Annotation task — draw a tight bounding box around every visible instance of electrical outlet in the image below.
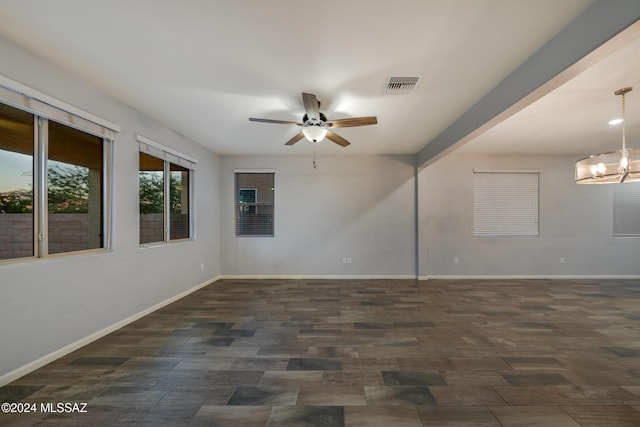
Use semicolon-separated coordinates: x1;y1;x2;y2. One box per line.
200;262;205;271
454;257;460;264
560;257;565;264
342;257;347;264
347;257;352;264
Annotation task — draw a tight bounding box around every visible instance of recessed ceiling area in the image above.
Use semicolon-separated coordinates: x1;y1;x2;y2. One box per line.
457;27;640;156
0;1;638;159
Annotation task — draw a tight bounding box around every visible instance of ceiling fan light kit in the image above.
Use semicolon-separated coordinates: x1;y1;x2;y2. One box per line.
575;87;640;184
302;125;327;143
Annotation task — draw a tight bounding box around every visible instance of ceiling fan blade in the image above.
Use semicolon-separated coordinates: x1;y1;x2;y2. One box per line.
249;117;301;125
326;116;377;128
302;92;320;122
285;132;305;146
325;131;351;147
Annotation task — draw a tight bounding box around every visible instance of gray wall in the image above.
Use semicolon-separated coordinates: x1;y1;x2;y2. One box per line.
419;153;640;278
0;35;221;379
220;155;416;277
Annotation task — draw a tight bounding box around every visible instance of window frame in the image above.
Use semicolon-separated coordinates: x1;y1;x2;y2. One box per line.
234;170;275;237
169;162;191;241
137;135;195;246
0;102;114;263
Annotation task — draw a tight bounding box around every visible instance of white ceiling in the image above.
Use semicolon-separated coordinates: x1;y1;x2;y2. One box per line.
457;31;640;156
0;0;638;159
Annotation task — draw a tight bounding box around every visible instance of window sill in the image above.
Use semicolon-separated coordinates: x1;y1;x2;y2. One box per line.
0;248;112;268
139;238;195;249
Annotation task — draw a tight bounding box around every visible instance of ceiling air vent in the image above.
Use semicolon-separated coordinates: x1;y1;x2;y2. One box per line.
384;76;421;94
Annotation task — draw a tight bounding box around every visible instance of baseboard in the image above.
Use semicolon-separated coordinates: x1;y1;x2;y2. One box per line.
0;275;221;387
418;275;640;280
218;274;418;280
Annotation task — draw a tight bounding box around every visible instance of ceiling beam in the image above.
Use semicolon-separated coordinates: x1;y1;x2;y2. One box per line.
416;0;640;167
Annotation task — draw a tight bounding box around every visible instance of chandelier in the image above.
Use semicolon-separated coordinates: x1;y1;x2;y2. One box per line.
575;87;640;184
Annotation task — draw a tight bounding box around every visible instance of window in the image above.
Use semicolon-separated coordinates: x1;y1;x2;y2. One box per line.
170;163;190;240
238;188;257;214
48;121;104;254
473;170;539;237
138;135;194;244
235;172;274;236
613;184;640;237
139;152;165;244
0;104;34;260
0;98;114;262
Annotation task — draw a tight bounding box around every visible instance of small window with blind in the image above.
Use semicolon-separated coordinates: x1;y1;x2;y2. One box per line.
235;171;274;237
613;184;640;237
473;170;540;237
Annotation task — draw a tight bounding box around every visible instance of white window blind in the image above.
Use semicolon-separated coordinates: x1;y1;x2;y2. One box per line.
613;184;640;237
474;171;539;237
235;172;275;237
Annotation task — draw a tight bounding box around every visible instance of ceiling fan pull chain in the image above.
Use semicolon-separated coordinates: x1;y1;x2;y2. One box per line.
621;89;626;151
313;142;317;169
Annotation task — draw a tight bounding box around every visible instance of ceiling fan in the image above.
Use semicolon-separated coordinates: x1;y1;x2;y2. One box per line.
249;92;377;147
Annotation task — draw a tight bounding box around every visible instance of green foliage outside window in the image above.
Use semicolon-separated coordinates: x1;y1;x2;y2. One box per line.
47;165;90;213
0;190;32;213
139;171;185;214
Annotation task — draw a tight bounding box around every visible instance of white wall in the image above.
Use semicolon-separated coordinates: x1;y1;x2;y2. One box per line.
419;153;640;278
220;155;416;277
0;36;221;381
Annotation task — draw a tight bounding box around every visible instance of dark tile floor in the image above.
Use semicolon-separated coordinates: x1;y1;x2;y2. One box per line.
2;278;640;426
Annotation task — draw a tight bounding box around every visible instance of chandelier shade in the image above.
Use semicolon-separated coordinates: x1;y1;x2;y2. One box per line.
576;87;640;184
575;148;640;183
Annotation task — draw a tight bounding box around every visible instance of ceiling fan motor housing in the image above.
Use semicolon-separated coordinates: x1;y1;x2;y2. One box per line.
302;112;328;126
